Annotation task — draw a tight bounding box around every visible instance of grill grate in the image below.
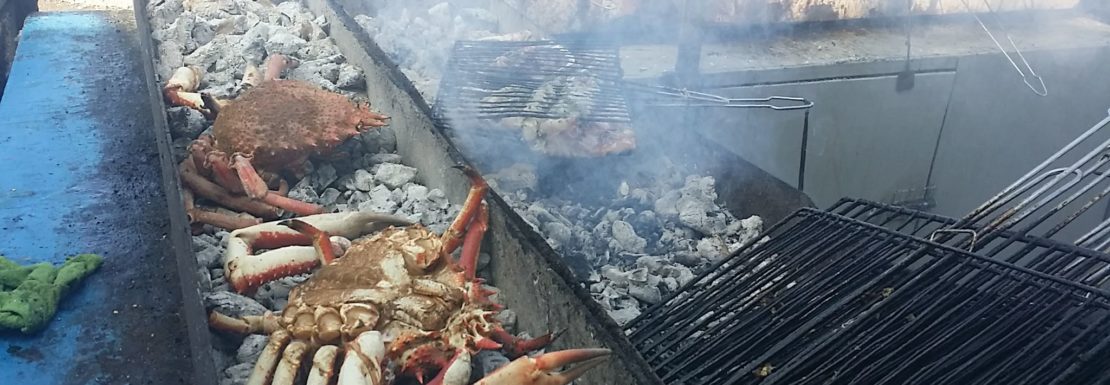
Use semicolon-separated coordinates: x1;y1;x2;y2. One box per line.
625;208;1110;385
939;112;1110;254
433;39;632;123
829;198;1110;288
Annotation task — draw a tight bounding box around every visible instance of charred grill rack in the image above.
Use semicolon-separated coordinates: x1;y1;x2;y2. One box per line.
433;39;632;124
625;111;1110;385
624;207;1110;385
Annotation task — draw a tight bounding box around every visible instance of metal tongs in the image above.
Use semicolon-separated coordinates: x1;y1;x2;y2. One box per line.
961;0;1048;96
626;82;814;111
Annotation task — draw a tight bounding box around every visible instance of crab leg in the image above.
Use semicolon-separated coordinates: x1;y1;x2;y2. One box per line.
307;345;340;385
428;350;472;385
208;311;282;335
459;202;489;280
338;331;386;385
473;348;612;385
179;160;282;219
247;330;292;385
228;153;327;216
490;327;563;359
442;165;489;257
163;66;209;115
272;341;310;385
226;212;414;293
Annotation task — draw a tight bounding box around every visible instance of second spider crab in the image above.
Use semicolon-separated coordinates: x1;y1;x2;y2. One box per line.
207;166;611;385
164;54;390;231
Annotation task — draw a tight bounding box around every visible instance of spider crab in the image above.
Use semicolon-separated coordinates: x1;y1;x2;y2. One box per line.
164;54;390;231
208;166;611;385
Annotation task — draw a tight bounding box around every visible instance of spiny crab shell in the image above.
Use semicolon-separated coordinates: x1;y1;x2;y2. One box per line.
165;54;389;231
207;166;611;385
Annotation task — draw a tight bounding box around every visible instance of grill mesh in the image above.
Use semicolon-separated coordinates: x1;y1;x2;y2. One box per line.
433;39;632;123
626;208;1110;385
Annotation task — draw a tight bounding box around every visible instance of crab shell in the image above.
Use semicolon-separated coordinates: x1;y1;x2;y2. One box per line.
211;80;387;174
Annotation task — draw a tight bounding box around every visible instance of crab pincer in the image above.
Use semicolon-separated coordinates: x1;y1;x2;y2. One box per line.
472;348;613;385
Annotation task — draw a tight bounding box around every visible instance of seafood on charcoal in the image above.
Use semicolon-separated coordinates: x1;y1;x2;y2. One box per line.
165;54;390;230
475;49;636;158
207;166;612;385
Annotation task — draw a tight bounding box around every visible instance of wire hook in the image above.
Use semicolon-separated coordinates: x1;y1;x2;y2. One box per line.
962;0;1048;96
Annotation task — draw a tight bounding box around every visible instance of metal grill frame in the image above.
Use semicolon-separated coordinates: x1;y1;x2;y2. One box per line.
625;207;1110;385
433;38;633;124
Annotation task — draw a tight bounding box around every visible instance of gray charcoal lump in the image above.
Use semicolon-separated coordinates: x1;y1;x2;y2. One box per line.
490;163;766;326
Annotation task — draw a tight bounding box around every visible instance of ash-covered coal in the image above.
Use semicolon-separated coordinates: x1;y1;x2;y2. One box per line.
348;1;771;327
489;162;766;325
147;0;525;382
353;1;533;103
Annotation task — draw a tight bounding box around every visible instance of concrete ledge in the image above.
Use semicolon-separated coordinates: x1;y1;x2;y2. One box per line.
0;0;37;101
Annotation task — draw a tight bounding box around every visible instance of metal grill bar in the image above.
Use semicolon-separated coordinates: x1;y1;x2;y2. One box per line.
828;198;1110;288
942;111;1110;251
435;39;633;123
626;208;1110;385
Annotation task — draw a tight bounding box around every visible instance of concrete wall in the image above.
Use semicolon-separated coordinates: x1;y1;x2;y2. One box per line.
697;44;1110;239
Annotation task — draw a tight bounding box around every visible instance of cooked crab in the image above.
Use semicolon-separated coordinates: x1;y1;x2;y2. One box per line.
164;54;390;230
207;166;611;385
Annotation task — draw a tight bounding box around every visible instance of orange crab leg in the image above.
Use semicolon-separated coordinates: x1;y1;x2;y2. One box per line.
442;165;489;257
208;150;245;194
279;219;338;264
474;348;612;385
458;202;489;280
490;327;564;359
230;153;271;199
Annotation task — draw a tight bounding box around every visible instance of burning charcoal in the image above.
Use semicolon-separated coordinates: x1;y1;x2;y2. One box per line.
223;362;254;385
369;153;402;164
488;163;538;193
351;169;375;191
476;252;491;272
476;350;511;379
696;238;727;261
372;163;417;189
359;185;397;213
288;184;319;205
236;334;268;364
661;265;697;287
336;64;364;89
653;190;681;219
608;306;641;326
628;282;662;304
195;243;222;269
610;220;647;254
204;291;268;317
290;61;340;85
197;267;213;290
193;20;217;47
495;309;517;334
663;277;679;292
211;268;224;280
254;275;306;310
542;222;573;249
319;188;341;207
167;107;208;139
403;183;429;202
264;31;307;56
305;164;339;191
359;126;397;154
427;188;449;210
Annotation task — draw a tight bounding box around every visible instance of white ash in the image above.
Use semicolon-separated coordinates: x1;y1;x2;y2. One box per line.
353;2;533;103
489;163;765;326
149;0;525;380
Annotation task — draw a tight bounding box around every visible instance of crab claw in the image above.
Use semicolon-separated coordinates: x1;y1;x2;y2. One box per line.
474;348;611;385
164;66;206;112
225;211;415;293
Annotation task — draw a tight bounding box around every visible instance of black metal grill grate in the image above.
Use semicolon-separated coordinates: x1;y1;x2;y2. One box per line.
625;208;1110;385
828;198;1110;288
433;39;632;123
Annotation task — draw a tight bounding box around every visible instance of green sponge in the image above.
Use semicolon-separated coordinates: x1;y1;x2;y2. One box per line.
0;254;103;333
